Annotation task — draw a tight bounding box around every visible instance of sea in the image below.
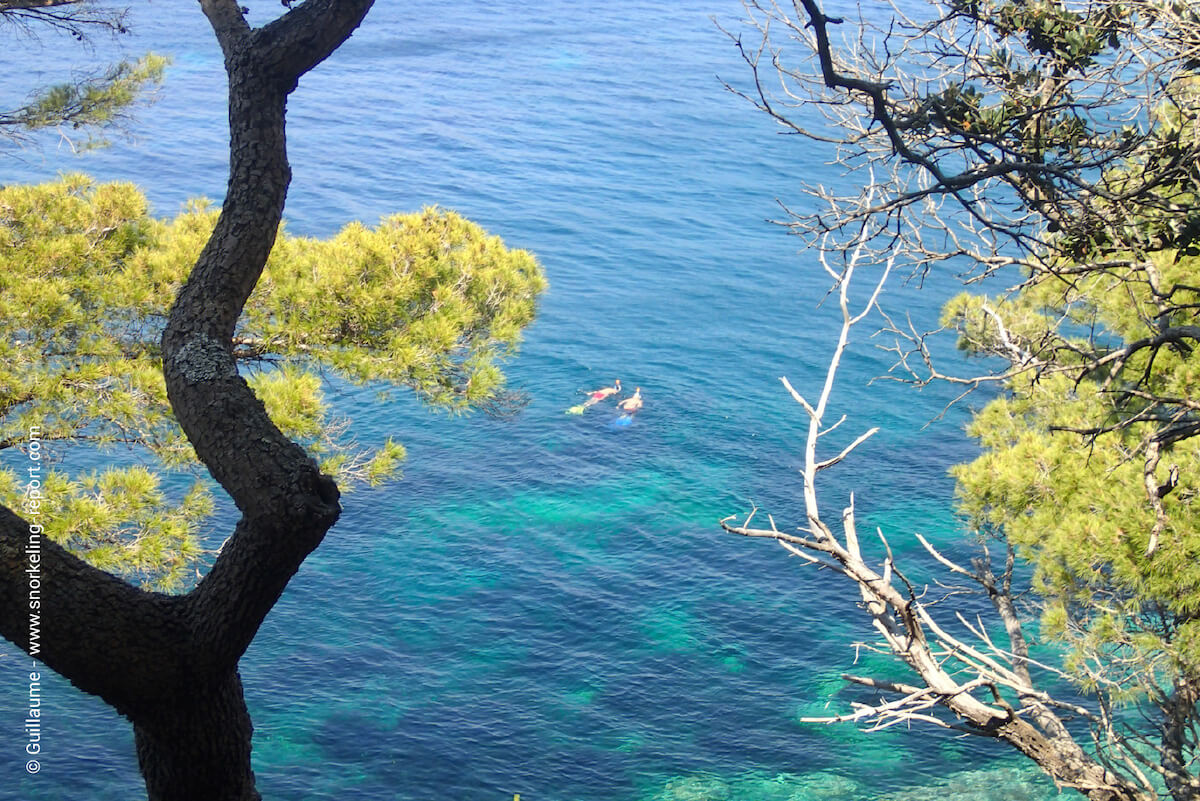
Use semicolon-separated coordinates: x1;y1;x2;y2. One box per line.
1;2;1061;799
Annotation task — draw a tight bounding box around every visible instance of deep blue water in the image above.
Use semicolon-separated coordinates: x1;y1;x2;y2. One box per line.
2;2;1058;799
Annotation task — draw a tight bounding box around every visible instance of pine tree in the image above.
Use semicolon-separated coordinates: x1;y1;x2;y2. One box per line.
0;3;545;799
724;1;1200;797
1;2;165;148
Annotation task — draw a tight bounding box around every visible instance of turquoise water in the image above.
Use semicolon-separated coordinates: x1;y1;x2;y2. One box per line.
2;2;1060;799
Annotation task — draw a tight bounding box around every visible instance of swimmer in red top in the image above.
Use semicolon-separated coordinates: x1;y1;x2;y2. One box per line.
583;379;621;408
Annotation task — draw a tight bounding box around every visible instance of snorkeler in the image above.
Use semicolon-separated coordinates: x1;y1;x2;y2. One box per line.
567;379;622;414
617;386;643;414
583;379;621;408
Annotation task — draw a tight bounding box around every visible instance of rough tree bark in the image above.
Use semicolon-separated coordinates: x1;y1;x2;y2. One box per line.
0;1;374;799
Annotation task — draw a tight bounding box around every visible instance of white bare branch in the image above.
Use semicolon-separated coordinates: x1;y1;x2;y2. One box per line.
720;1;1200;797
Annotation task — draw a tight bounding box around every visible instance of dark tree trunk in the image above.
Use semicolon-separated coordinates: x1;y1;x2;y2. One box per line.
134;672;259;801
0;2;375;799
1161;678;1200;801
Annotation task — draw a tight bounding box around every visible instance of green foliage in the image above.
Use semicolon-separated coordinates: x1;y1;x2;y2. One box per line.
0;465;210;591
739;0;1200;784
3;54;168;149
1100;77;1200;258
0;176;545;589
954;377;1200;685
949;243;1200;689
249;208;545;408
934;30;1200;693
890;1;1200;264
906;1;1132;144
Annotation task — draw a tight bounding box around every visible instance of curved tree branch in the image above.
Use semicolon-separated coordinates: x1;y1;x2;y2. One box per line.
3;2;376;798
0;505;192;716
166;0;374;670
